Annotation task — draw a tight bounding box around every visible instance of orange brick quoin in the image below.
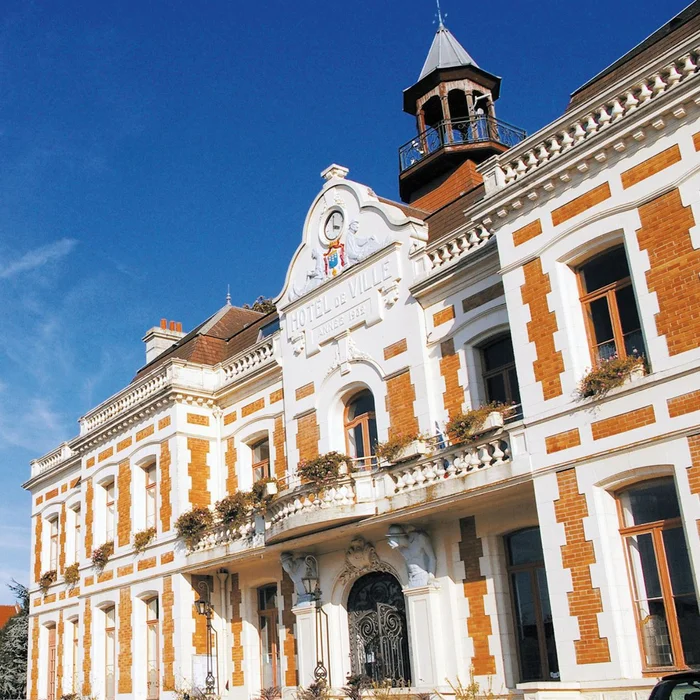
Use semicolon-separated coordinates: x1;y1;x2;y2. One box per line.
385;369;419;440
33;516;42;583
116;436;132;452
462;282;504;313
591;405;656;440
118;587;133;694
668;389;700;418
281;571;299;687
230;573;244;686
242;397;265;417
270;388;284;404
458;516;496;676
137;556;156;571
383;338;408;360
433;305;455;327
521;258;565;400
160;440;172;532
545;428;582;454
637;188;700;356
98;446;114;463
551;182;611;226
273;415;287;479
295;382;315;400
554;469;611;664
86;456;95;468
162;576;175;691
440;339;465;420
513;219;543;247
158;415;171;430
117;564;134;577
296;411;320;462
224;410;237;425
187;412;210;426
687;434;700;496
82;598;92;696
160;551;175;565
225;437;238;494
117;460;131;548
30;616;39;700
188;437;211;507
621;144;681;189
45;487;59;501
694;130;700;151
85;478;93;559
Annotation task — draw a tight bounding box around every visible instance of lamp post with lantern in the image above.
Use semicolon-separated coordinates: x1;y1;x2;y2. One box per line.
301;555;329;683
195;580;217;698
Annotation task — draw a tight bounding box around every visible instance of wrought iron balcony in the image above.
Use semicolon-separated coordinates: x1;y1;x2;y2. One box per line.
399;115;526;173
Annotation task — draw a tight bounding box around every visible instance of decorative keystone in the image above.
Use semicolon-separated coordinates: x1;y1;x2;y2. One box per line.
321;163;349;181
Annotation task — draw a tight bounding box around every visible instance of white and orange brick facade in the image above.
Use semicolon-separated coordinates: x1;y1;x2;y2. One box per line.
24;8;700;700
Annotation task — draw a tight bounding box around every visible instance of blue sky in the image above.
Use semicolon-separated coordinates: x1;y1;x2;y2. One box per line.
0;0;689;602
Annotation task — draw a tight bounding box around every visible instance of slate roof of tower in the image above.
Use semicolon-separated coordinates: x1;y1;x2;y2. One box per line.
418;24;478;81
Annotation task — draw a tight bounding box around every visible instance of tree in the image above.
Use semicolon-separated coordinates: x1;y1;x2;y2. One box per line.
0;581;28;699
243;296;276;314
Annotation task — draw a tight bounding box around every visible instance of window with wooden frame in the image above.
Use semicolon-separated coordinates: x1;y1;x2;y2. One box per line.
73;507;81;564
144;464;157;530
577;245;645;365
48;517;59;571
505;528;559;682
104;606;116;700
105;481;115;542
618;478;700;670
258;584;280;688
344;390;378;469
480;334;521;411
146;597;160;699
72;619;79;693
47;624;57;700
251;438;271;482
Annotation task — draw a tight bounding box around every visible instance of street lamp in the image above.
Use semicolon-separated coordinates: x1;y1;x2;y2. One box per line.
300;555;328;683
195;580;216;698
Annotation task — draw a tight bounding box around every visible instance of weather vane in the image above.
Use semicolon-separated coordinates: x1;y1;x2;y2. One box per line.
226;284;231;306
435;0;446;27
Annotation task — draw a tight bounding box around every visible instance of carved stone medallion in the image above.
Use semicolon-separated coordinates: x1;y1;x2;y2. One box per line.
339;536;393;584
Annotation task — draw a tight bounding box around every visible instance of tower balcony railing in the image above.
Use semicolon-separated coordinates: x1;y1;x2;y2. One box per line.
399;115;527;173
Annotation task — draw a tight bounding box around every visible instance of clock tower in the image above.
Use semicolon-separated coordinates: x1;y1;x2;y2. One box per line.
398;19;525;209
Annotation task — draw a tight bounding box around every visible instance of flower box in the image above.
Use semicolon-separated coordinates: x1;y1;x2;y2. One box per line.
478;410;504;433
393;440;430;463
265;481;278;496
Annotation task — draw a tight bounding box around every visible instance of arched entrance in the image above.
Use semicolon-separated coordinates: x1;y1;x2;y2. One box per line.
347;572;411;684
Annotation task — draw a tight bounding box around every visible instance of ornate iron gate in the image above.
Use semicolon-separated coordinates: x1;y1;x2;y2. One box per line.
348;572;411;684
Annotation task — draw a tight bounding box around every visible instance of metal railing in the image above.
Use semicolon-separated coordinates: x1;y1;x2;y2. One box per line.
399;115;526;172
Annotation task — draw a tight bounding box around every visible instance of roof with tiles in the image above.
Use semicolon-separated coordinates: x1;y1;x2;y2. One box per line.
132;304;274;380
0;604;18;629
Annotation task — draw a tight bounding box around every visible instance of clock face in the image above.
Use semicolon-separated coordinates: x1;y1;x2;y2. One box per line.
324;210;344;240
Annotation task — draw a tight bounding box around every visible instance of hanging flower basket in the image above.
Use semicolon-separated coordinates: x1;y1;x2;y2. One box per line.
63;563;80;587
175;507;214;548
39;569;57;594
91;541;114;571
133;526;156;554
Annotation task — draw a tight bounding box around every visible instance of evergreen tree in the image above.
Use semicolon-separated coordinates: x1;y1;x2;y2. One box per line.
0;581;28;699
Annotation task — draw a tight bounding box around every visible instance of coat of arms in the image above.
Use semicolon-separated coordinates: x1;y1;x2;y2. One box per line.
324;240;345;277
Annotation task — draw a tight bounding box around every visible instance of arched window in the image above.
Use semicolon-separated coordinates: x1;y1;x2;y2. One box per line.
347;572;411;684
577;245;645;364
47;624;57;700
618;478;700;669
480;334;521;410
251;437;270;481
344;391;378;468
505;528;559;682
258;584;280;687
104;606;116;700
145;597;160;699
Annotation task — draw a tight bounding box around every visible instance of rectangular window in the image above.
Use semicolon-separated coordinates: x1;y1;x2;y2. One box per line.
73;507;81;564
146;597;159;699
105;606;116;700
619;479;700;670
577;246;645;365
47;625;57;700
72;619;79;693
145;465;157;530
481;334;521;415
105;482;115;542
252;439;271;482
258;584;280;687
49;518;59;571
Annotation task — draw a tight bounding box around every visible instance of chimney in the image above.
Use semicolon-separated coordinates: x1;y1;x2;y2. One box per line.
142;319;186;363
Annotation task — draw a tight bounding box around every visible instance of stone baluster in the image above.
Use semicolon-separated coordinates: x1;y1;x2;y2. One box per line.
468;229;480;246
572;122;586;143
666;63;682;88
598;106;612;129
515;158;527;176
652;73;666;95
536;144;549;163
468;447;481;471
548;136;561;159
478;444;492;469
490;440;505;467
478;225;491;241
560;129;574;151
584;114;598;136
457;234;469;252
525;150;538;170
638;81;653;103
503;163;516;183
682;53;697;77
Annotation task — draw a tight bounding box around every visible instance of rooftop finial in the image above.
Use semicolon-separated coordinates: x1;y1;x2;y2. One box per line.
436;0;445;27
226;284;231;306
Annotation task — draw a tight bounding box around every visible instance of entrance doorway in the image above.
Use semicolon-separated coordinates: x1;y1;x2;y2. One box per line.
347;572;411;685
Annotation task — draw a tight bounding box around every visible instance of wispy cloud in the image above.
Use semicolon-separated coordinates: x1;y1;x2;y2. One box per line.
0;238;77;279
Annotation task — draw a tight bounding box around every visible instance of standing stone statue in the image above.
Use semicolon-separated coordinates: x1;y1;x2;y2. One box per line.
386;524;437;587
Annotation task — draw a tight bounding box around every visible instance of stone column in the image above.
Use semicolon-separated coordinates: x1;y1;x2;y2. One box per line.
292;604;316;687
403;585;444;688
